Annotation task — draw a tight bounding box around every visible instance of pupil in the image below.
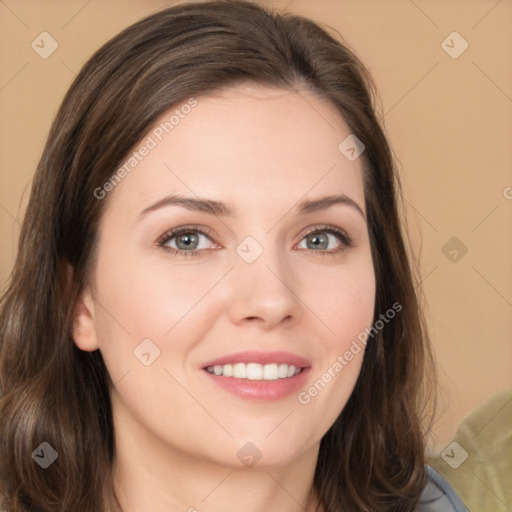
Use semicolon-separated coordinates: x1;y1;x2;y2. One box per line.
178;233;197;250
309;233;327;250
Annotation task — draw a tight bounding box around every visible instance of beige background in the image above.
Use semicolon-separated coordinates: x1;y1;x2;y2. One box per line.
0;0;511;455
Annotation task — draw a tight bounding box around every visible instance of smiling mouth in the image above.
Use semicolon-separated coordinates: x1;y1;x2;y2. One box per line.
205;362;303;380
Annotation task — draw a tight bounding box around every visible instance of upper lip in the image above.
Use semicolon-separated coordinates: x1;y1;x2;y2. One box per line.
202;350;311;369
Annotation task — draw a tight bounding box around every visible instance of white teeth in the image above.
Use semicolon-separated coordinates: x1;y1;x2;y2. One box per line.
206;362;302;380
233;363;246;378
246;363;262;380
263;363;279;380
278;363;289;379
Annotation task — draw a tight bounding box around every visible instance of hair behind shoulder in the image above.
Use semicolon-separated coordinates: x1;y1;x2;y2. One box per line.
0;1;437;510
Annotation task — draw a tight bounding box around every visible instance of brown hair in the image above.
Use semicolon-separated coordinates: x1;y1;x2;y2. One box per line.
0;1;436;510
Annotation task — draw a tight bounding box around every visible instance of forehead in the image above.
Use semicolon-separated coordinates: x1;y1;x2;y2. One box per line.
102;82;365;217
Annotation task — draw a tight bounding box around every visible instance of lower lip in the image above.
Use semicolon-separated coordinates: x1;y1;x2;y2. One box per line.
202;367;311;402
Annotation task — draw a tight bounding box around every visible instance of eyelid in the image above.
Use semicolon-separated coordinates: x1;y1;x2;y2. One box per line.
299;224;353;245
156;224;217;246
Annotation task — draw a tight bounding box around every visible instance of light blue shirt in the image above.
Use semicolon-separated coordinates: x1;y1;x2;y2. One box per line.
416;465;469;511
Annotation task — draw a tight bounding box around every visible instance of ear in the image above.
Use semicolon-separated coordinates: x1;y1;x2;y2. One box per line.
72;287;99;352
66;263;99;352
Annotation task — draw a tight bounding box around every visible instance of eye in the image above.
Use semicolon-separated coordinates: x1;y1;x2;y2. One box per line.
296;225;354;255
157;224;354;257
157;225;217;256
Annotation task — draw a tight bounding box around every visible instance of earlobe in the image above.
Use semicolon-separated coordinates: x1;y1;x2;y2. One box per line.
72;287;99;352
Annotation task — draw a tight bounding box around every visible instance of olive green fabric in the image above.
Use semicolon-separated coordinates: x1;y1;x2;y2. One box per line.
428;389;512;512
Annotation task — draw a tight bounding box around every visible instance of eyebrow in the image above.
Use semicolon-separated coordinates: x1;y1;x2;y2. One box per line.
138;193;366;220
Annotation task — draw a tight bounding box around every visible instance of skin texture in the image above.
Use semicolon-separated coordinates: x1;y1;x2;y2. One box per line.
72;83;376;512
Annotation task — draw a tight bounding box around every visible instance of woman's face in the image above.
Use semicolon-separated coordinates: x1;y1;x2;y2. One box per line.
74;83;375;469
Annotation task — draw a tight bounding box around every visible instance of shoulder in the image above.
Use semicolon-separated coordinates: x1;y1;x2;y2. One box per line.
415;465;469;512
427;390;512;511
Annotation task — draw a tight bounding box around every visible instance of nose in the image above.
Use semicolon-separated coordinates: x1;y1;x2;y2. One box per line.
226;243;302;330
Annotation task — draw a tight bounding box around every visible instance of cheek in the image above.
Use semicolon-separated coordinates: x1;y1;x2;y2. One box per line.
308;258;376;347
94;254;215;338
295;261;375;431
91;250;234;390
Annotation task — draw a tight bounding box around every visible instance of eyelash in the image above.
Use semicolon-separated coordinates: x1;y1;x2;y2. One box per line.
156;224;354;258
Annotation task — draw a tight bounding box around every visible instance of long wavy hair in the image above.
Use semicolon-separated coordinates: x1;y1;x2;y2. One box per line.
0;1;437;510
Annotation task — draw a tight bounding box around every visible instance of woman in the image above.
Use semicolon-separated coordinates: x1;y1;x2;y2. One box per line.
0;1;468;511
